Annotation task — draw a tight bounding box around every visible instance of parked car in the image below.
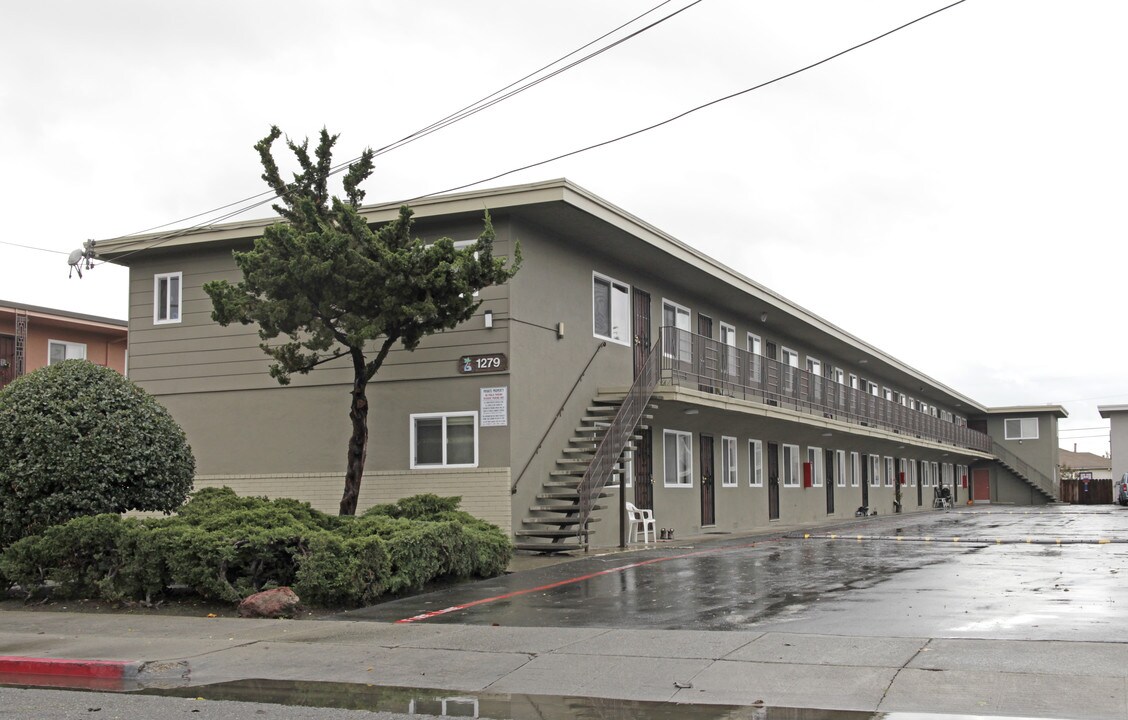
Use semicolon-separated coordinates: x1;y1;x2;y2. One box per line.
1119;474;1128;506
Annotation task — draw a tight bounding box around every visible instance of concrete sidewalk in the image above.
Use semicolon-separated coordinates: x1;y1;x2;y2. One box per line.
2;609;1126;718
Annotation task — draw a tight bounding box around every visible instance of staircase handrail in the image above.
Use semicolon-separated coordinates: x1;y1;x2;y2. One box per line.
991;440;1057;500
576;339;661;540
511;341;607;495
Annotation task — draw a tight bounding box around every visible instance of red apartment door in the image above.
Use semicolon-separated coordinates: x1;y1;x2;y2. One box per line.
972;468;991;502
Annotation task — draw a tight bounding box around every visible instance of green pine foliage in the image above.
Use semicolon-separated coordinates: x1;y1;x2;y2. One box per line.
0;488;512;608
0;361;195;548
203;127;521;516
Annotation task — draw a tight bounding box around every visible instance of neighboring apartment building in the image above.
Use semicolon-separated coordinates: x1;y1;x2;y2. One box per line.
95;179;1063;552
1098;405;1128;483
0;300;127;389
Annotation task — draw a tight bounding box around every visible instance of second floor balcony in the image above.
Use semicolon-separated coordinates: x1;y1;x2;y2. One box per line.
657;326;991;453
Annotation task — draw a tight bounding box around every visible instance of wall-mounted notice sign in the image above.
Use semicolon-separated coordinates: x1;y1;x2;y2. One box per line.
480;387;508;427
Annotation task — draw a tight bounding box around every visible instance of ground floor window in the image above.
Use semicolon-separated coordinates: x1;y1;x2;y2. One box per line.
749;439;763;487
851;452;861;487
808;446;824;487
663;429;693;487
782;444;800;487
836;450;847;487
410;412;478;468
870;455;882;487
721;436;738;487
48;340;86;364
884;456;895;487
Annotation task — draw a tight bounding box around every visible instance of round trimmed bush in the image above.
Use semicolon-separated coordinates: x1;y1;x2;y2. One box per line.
0;360;195;547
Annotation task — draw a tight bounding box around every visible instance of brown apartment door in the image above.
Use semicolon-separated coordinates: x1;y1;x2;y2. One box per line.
825;448;835;515
632;287;651;379
697;314;713;392
767;441;780;520
972;467;991;502
633;428;654;511
700;434;716;526
916;460;924;507
0;335;13;388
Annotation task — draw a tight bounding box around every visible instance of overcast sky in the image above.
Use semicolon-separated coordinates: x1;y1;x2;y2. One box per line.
1;0;1123;454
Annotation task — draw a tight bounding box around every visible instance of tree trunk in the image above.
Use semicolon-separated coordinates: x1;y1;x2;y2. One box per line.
339;365;369;516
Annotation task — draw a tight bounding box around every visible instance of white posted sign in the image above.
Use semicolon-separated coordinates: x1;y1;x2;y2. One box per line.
480;387;508;427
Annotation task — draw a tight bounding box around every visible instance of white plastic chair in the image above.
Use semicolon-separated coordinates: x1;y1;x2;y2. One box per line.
624;501;656;544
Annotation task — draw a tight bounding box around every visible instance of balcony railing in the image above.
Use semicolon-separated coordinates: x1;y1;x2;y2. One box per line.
657;327;991;453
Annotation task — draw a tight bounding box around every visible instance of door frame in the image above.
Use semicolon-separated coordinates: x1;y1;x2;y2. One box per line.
700;434;716;526
767;441;780;520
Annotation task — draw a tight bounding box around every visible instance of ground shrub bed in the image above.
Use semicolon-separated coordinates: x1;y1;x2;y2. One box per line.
0;488;512;609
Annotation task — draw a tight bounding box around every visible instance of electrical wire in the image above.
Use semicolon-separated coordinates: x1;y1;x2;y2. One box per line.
0;240;68;255
409;0;969;201
90;0;701;264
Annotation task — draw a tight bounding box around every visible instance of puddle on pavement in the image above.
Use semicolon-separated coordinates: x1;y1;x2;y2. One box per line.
134;679;1060;720
138;678;871;719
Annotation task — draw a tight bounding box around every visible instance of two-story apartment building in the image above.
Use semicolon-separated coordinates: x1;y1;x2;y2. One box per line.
95;179;1062;552
0;300;127;389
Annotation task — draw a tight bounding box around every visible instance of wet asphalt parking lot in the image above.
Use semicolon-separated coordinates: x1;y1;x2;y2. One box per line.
341;505;1128;642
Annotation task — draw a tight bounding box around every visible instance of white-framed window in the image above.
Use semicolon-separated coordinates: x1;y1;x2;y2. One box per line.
807;357;822;403
807;446;824;487
870;455;882;487
662;300;692;361
781;347;799;393
833;367;845;385
721;436;738;487
869;382;880;397
922;461;932;488
749;439;764;487
848;374;858;390
781;444;800;487
154;271;183;324
942;462;954;487
909;459;917;487
885;456;895;487
663;429;693;487
48;340;86;365
747;332;762;383
883;387;894;402
410;411;478;468
1004;417;1039;440
850;451;861;487
592;272;631;345
720;323;737;377
835;450;846;487
931;461;940;486
452;239;482;297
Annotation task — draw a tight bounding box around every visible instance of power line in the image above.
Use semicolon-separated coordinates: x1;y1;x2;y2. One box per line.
410;0;970;201
91;0;702;264
0;240;68;256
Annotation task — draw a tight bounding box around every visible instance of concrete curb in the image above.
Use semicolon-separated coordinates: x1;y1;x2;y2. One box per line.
0;655;191;690
0;655;142;679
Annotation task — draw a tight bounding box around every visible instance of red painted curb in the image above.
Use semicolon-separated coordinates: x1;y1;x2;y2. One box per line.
0;656;138;679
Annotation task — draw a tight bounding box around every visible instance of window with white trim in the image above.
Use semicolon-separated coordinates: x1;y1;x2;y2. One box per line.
749;439;763;487
885;456;895;487
1004;417;1039;440
663;429;693;487
836;449;847;487
747;332;762;383
808;446;824;487
452;239;481;297
848;374;858;390
921;461;932;487
942;462;954;487
870;455;882;487
909;459;917;487
720;323;737;377
410;412;478;468
781;347;798;392
781;444;800;487
154;272;182;324
850;451;861;487
48;340;86;365
662;300;691;362
807;358;822;403
721;436;738;487
592;273;630;345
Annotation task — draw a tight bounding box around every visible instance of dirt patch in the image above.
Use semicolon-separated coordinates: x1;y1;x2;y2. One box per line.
0;589;340;620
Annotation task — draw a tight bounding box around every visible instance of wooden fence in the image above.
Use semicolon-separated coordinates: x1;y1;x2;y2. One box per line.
1060;478;1112;504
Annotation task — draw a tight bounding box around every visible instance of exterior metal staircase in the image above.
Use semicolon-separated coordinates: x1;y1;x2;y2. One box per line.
991;440;1058;502
514;340;661;554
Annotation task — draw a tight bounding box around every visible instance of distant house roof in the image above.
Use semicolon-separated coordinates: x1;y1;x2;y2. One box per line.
1058;448;1111;471
0;299;127;329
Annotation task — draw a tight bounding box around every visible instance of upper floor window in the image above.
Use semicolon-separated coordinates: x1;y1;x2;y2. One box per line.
1004;417;1039;440
662;300;691;361
48;340;86;364
154;272;182;324
592;273;630;345
410;411;478;468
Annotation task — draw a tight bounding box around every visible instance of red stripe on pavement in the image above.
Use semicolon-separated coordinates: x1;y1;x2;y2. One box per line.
0;656;134;679
396;539;777;623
